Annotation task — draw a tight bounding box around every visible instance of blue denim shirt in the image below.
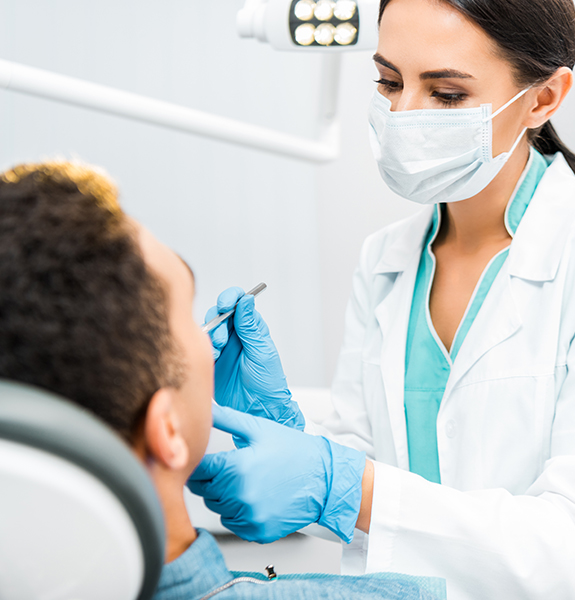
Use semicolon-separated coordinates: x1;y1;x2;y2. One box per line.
154;528;446;600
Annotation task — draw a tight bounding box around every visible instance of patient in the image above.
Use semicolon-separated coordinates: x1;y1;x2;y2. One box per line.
0;161;444;599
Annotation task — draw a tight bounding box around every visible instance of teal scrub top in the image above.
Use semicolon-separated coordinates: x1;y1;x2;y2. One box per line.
404;150;549;484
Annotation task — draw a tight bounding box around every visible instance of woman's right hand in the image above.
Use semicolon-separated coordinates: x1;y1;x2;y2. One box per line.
204;287;305;430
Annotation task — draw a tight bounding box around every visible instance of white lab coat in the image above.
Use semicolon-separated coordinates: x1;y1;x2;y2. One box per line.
312;153;575;599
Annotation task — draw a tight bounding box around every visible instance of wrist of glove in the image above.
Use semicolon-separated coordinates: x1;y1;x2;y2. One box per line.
317;436;367;543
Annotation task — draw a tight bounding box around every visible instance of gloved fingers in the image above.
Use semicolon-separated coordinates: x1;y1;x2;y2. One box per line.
204;305;219;325
214;329;242;373
204;497;242;521
211;403;261;443
232;434;249;449
233;296;274;358
235;295;270;334
210;322;230;353
219;518;255;542
187;478;209;497
204;306;230;350
217;286;245;313
220;517;280;544
189;479;244;520
188;478;225;503
188;451;228;483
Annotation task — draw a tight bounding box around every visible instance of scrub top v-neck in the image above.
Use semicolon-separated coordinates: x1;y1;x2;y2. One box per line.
404;149;549;484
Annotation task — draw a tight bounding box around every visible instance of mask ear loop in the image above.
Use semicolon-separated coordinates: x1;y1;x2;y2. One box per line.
506;126;529;157
483;87;531;159
483;87;531;123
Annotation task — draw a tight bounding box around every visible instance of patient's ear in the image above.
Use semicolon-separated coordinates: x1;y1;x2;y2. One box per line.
145;388;189;470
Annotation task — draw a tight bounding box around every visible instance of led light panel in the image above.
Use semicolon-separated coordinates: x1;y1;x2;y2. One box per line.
290;0;359;47
294;0;316;21
295;23;316;45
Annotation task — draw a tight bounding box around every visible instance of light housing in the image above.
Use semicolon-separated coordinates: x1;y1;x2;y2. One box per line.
237;0;379;52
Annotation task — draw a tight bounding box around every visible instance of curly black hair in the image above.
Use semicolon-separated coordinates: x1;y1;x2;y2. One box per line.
0;162;182;442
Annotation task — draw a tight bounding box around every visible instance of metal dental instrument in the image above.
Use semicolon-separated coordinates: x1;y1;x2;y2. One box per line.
201;283;267;334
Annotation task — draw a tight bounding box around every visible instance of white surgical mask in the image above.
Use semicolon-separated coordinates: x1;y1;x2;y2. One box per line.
368;88;530;205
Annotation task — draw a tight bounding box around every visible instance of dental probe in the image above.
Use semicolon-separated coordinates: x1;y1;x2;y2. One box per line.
201;283;267;334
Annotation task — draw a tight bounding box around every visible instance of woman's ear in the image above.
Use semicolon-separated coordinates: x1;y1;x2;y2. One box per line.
144;388;189;470
524;66;573;129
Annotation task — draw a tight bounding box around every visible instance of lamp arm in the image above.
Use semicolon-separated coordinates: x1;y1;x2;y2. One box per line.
0;58;339;163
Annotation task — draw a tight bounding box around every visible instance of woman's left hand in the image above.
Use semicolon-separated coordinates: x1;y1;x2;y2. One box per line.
188;404;366;543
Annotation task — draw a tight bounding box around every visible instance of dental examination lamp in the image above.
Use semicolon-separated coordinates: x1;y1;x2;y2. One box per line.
237;0;379;51
0;2;380;165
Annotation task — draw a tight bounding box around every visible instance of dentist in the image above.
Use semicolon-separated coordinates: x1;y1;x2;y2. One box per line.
190;0;575;598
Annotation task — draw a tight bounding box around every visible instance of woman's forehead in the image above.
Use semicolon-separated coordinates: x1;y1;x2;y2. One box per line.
377;0;503;74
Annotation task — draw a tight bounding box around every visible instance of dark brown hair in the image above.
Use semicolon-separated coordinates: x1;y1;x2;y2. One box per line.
378;0;575;172
0;162;182;442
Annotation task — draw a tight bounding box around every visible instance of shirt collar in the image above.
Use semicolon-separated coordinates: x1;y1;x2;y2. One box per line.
504;148;548;237
154;528;234;599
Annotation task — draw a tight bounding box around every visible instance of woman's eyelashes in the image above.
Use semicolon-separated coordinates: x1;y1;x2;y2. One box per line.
375;77;469;107
375;77;402;92
430;90;468;106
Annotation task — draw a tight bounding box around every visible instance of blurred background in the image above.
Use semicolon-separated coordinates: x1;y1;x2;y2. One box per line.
2;0;575;575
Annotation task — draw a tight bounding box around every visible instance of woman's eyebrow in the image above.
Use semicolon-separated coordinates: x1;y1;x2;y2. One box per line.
372;53;401;74
372;54;474;81
420;69;475;80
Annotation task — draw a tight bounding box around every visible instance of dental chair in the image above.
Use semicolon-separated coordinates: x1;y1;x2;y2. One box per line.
0;380;165;600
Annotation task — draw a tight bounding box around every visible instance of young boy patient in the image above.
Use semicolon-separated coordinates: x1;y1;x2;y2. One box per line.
0;161;444;600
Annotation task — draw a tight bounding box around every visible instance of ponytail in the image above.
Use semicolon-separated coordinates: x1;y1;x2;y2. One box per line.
530;121;575;174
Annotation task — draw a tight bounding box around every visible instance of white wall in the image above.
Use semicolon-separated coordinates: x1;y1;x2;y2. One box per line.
1;1;574;388
0;0;327;385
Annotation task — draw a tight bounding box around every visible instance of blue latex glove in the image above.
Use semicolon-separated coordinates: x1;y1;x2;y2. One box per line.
188;404;366;544
205;287;305;430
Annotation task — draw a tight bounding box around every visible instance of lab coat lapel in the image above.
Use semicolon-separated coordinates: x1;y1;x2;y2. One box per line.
445;274;521;397
373;207;434;470
446;153;575;394
507;153;575;282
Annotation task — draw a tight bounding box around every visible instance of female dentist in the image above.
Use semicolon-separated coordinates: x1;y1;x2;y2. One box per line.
189;0;575;597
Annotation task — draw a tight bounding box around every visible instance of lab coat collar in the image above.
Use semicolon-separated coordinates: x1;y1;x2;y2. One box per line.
508;153;575;282
372;206;435;275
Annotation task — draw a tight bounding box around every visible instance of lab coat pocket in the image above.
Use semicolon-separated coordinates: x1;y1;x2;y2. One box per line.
445;373;554;493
